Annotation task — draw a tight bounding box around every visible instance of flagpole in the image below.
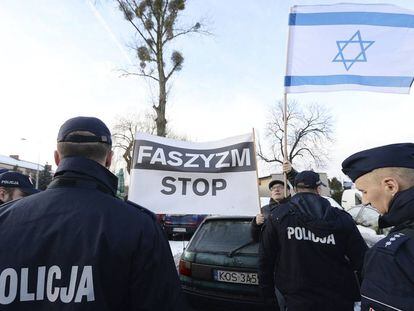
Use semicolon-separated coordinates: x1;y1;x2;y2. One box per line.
283;7;293;198
283;92;288;198
252;128;262;212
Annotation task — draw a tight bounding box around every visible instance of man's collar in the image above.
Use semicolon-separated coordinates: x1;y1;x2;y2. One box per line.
54;156;118;196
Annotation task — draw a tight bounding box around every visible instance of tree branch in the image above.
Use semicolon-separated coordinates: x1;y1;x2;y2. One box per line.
165;61;181;81
117;0;157;55
118;69;159;82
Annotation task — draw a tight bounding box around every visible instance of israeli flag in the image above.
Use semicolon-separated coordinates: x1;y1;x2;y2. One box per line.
285;4;414;93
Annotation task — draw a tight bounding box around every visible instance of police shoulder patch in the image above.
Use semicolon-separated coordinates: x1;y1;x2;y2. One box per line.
377;232;410;255
125;200;156;221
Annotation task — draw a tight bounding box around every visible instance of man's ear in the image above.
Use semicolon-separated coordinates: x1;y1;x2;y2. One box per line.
382;177;400;197
316;185;322;195
105;150;114;168
54;150;61;166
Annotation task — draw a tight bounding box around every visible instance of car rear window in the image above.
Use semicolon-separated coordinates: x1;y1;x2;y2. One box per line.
187;219;258;254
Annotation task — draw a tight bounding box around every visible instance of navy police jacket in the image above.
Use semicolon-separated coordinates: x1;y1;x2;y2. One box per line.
250;197;290;242
0;156;186;310
361;187;414;311
259;193;368;309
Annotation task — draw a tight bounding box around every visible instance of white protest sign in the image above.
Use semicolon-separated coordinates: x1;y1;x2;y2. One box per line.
128;133;260;216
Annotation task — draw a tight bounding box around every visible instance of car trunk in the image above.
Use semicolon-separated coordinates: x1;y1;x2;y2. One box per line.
180;218;264;300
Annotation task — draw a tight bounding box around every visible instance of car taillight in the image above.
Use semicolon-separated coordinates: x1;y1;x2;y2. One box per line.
179;259;192;277
156;214;165;223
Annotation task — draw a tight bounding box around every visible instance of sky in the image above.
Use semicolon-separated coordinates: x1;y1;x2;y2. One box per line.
0;0;413;182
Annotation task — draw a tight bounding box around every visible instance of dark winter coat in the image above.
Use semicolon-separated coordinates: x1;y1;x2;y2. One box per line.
361;187;414;311
250;168;298;242
259;193;368;311
250;197;290;242
0;156;186;310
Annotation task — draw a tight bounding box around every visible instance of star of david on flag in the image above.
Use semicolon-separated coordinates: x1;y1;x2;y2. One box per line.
285;4;414;94
332;31;375;71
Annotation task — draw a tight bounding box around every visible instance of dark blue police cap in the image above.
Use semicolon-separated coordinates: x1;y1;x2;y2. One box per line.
342;143;414;182
57;116;112;145
0;169;8;174
294;171;326;188
0;171;40;195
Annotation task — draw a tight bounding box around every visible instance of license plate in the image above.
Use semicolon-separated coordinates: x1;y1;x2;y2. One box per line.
214;270;258;285
173;227;186;232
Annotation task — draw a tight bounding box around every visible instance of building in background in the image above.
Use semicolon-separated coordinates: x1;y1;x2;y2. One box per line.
0;154;44;187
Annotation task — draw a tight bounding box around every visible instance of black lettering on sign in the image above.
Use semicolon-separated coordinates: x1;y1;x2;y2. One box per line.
192;179;209;196
212;179;226;196
160;177;227;196
161;177;176;195
178;178;191;195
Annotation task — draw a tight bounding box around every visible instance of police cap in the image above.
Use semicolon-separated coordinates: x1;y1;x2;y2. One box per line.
0;171;40;195
57;116;112;145
342;143;414;182
294;171;326;188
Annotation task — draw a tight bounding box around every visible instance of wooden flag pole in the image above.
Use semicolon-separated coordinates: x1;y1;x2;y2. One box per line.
283;92;288;198
283;7;293;198
252;128;262;213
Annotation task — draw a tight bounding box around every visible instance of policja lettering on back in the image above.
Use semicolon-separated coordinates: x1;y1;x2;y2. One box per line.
287;227;336;245
259;170;368;310
0;265;94;304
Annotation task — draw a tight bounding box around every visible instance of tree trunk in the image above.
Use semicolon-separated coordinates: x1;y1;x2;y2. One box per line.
156;76;167;137
123;142;133;174
155;21;167;137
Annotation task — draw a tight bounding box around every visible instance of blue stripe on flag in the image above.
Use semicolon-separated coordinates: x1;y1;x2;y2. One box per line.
285;75;414;87
289;12;414;28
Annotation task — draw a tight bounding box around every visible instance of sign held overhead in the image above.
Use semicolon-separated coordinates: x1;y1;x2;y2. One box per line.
129;133;260;216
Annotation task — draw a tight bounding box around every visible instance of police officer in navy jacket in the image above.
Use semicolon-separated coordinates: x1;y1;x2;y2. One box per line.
0;116;186;310
259;170;367;311
0;171;39;204
342;143;414;311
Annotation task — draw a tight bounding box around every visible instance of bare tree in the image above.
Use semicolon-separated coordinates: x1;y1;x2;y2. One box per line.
257;101;334;168
112;112;156;174
112;112;188;173
115;0;207;137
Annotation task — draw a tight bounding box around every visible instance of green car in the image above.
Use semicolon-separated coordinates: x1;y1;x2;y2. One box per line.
179;216;275;311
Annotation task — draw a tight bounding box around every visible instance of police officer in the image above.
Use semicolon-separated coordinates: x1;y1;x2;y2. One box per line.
0;171;39;204
0;116;186;310
342;143;414;311
259;170;368;311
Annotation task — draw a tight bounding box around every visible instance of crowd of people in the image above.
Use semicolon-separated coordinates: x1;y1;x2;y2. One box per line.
0;116;413;311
